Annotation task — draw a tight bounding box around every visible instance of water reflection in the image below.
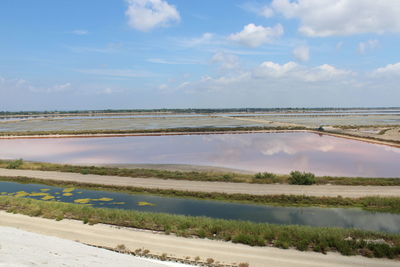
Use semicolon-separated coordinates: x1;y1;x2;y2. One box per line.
1;181;400;233
0;132;399;177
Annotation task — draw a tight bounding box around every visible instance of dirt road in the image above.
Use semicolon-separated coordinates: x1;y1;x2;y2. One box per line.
1;168;400;197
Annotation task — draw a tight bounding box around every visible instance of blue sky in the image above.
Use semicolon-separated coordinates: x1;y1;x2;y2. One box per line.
1;0;400;111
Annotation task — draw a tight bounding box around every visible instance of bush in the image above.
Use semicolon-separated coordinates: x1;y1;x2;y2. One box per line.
288;171;316;185
6;159;24;169
254;172;279;182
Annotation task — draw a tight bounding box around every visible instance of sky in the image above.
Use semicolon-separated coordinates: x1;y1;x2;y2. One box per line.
1;0;400;111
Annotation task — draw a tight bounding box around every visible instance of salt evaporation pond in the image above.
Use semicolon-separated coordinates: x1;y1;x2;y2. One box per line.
0;132;399;177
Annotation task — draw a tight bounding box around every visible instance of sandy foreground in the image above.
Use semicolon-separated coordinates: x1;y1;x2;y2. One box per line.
1;168;400;197
0;225;188;267
0;211;398;267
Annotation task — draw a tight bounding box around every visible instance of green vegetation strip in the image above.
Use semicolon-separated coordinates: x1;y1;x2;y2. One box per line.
0;126;307;137
1;196;399;259
2;176;400;213
1;159;400;186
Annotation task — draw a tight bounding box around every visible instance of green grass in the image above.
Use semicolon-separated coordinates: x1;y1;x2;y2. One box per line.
2;176;400;213
1;196;399;259
1;159;399;186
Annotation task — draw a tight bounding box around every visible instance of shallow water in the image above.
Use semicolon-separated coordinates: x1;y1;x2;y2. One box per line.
1;181;399;233
1;132;399;177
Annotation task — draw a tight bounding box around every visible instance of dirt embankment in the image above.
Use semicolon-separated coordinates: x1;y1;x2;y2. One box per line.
1;212;398;267
1;168;400;197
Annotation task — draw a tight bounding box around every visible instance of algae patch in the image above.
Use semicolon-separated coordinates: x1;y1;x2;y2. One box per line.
137;201;155;206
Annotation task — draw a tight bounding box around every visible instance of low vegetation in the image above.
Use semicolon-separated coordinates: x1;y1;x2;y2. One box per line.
5;159;23;169
288;171;316;185
0;125;307;137
1;159;399;186
1;196;399;259
254;172;279;183
2;176;400;213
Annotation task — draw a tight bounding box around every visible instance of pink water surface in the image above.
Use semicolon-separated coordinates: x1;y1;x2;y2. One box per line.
0;132;399;177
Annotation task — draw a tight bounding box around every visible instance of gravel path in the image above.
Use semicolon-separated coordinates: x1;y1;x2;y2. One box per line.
1;168;400;197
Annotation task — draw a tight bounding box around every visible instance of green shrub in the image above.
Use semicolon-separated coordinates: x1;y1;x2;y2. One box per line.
6;159;24;169
288;171;316;185
254;172;279;182
232;233;265;246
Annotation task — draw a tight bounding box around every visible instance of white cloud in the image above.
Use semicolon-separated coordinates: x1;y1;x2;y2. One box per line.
336;41;344;50
293;45;310;62
240;2;274;18
50;83;71;92
374;62;400;76
171;61;354;94
253;61;352;82
125;0;180;31
255;61;298;78
212;52;240;70
358;39;379;54
147;58;201;65
300;64;353;82
260;7;274;18
265;0;400;36
155;60;400;107
71;30;89;35
77;69;153;78
228;23;284;48
0;77;72;93
96;87;123;95
180;32;215;47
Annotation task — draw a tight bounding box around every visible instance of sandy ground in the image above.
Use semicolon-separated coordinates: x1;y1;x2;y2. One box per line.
1;211;398;267
0;225;188;267
1;168;400;197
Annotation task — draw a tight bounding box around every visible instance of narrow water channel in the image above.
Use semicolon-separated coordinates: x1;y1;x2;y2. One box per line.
1;181;399;233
